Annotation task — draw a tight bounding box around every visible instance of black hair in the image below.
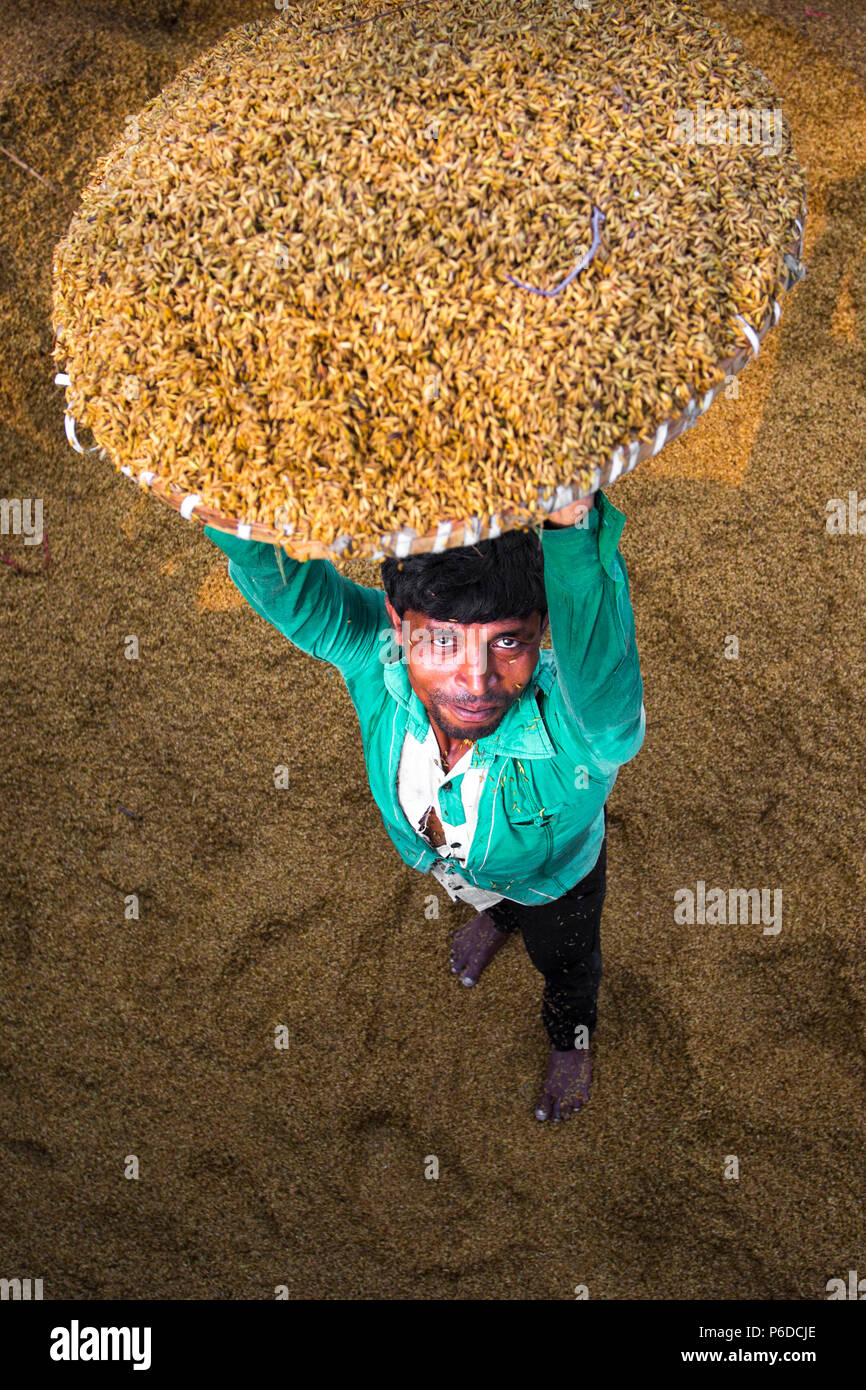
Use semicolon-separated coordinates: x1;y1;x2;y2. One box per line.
380;524;548;626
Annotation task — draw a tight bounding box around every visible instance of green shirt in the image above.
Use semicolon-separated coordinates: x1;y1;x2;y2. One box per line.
204;487;645;904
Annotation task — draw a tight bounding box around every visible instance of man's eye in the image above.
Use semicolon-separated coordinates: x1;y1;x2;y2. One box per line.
428;634;520;648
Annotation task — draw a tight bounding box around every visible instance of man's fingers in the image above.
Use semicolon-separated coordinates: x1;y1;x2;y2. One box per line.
546;492;597;526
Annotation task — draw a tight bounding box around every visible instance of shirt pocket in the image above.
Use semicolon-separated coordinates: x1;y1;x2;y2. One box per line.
508;806;556;864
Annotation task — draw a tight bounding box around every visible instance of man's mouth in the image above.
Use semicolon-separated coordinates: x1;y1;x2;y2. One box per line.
447;702;500;722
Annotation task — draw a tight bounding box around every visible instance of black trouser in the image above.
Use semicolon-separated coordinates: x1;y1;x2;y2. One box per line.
485;805;607;1051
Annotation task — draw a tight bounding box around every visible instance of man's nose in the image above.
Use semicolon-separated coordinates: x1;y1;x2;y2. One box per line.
455;635;492;691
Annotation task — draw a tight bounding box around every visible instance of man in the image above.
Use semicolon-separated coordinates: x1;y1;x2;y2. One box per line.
204;486;645;1122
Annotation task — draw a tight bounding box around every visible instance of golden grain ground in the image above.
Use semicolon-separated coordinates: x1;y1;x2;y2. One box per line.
1;0;865;1299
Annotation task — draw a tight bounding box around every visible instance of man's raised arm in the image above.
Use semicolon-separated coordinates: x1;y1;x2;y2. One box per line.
540;489;645;778
204;525;386;679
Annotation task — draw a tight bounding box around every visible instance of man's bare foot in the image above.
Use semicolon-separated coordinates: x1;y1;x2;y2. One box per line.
534;1047;592;1122
449;911;511;986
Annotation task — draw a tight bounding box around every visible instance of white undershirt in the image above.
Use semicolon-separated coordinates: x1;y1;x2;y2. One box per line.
396;724;505;911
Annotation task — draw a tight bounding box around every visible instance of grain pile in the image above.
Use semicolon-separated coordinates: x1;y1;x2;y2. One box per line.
51;0;807;561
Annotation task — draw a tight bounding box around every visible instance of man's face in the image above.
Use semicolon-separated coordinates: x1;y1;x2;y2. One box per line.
384;598;549;742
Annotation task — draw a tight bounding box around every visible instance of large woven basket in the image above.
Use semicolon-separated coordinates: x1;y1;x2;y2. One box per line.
52;0;807;563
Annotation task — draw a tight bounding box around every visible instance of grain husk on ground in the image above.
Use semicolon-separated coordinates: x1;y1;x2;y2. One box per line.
51;0;806;563
4;0;866;1303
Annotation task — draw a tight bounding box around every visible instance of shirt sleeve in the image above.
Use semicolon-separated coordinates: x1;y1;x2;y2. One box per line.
203;524;388;679
539;489;645;777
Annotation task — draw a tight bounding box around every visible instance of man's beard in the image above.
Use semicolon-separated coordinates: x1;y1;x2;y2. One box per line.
429;695;508;742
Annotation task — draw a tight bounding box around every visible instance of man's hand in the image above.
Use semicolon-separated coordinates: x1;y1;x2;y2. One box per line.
546;491;596;527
